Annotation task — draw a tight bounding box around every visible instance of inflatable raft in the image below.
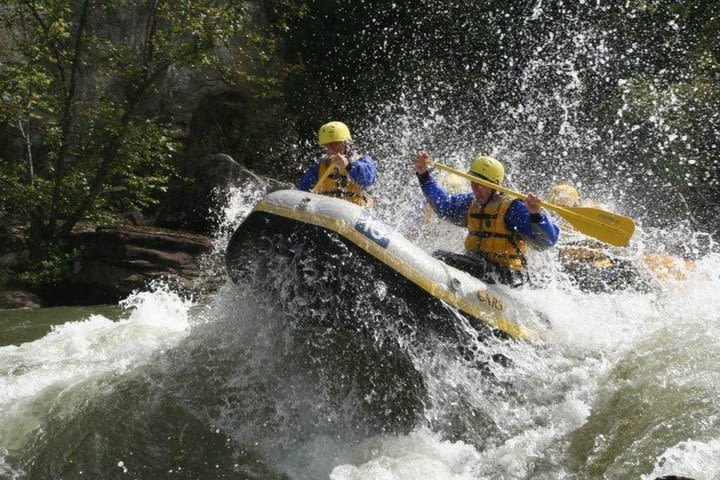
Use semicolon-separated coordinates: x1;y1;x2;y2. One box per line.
225;190;549;342
555;241;694;293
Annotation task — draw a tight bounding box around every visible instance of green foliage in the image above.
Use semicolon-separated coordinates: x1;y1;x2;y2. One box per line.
0;62;54;122
16;244;79;287
0;162;47;222
0;0;251;251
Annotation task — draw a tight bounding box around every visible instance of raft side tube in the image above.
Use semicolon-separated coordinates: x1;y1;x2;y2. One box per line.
226;190;548;341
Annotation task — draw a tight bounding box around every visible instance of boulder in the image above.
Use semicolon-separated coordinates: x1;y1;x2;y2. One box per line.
64;224;222;305
155;152;289;234
0;289;43;309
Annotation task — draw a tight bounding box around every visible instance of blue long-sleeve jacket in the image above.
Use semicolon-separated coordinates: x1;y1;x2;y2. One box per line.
418;172;559;250
297;151;376;191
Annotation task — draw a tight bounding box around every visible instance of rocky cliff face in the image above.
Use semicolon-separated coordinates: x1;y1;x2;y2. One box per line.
155;153;290;234
0;223;222;308
62;225;222;305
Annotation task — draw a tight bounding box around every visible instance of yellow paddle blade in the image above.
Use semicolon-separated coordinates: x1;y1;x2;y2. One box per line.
545;205;635;247
430;161;636;247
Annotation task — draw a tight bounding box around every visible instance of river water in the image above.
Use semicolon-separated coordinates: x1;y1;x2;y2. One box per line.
1;180;719;479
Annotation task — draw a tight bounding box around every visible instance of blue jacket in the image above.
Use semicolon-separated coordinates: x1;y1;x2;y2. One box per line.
297;151;377;191
418;172;559;250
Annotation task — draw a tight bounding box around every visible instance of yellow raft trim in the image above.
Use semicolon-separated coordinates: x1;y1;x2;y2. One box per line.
254;199;529;340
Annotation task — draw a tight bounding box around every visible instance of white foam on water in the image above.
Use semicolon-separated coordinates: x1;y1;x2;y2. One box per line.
643;438;720;480
329;428;480;480
213;178;280;254
0;286;195;456
319;243;720;478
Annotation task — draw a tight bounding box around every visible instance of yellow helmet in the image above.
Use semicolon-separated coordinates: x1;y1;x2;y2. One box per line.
469;155;504;184
318;121;351;145
547;184;580;207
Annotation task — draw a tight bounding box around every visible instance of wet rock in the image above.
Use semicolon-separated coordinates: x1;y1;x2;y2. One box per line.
155;152;290;234
62;224;223;305
0;289;42;309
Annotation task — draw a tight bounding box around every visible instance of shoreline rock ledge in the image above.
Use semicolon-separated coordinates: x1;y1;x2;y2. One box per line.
63;224;223;305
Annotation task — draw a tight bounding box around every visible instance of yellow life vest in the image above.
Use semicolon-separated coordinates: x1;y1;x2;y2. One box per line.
314;153;371;207
464;193;527;270
558;241;613;263
643;252;696;281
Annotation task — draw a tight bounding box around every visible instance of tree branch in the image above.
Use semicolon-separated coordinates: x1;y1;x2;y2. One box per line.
24;0;68;86
17;115;33;185
143;0;163;73
46;0;92;238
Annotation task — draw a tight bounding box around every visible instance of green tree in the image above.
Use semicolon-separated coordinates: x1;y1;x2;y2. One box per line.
0;0;249;257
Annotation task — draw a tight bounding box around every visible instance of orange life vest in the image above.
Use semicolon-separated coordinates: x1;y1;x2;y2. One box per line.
464;193;527;270
314;153;370;207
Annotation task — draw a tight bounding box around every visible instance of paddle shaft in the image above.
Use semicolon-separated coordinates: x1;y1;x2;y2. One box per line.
311;161;336;193
431;161;541;206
